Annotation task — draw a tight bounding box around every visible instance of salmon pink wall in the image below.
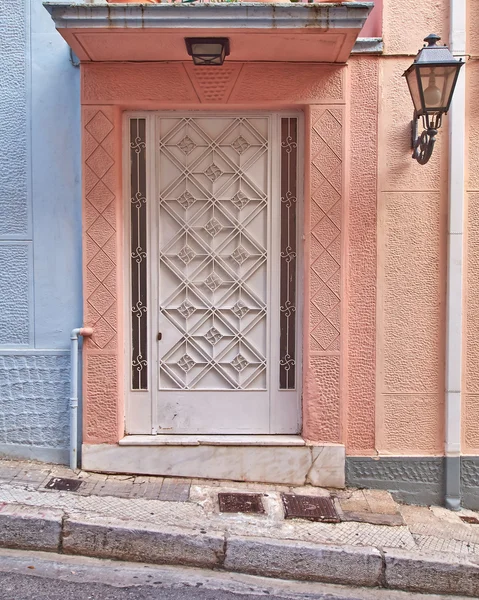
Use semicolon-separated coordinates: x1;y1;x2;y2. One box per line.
82;105;124;444
345;56;379;455
303;104;345;443
80;61;350;445
375;0;449;454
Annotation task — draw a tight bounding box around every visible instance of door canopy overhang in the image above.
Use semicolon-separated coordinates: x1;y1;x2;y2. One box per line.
44;2;373;64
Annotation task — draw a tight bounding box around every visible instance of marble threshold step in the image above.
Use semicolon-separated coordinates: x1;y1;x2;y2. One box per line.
82;436;345;489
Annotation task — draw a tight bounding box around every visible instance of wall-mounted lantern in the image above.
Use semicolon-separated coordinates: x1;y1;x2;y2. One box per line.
185;38;230;66
403;34;464;165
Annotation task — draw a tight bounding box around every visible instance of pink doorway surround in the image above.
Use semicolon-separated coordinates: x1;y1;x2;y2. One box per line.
80;59;377;454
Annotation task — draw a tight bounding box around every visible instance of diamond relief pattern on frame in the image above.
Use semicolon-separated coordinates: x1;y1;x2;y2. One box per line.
309;109;343;352
85;111;114;144
86;146;114;179
84;108;118;351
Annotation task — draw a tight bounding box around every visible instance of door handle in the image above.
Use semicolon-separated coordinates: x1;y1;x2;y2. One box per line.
157;332;162;341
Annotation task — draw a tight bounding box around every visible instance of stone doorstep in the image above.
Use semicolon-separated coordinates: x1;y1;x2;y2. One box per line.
1;505;479;597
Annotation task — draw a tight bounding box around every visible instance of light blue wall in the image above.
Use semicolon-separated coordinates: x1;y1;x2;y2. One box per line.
0;0;82;463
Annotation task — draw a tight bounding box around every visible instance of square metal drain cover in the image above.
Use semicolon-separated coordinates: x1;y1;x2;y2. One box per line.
218;492;265;514
45;477;83;492
281;494;340;522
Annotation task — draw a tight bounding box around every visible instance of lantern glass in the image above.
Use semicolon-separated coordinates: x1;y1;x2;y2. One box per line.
185;38;230;66
418;65;459;113
405;67;423;114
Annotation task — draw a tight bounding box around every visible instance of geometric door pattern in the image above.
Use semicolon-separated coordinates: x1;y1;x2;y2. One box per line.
157;117;269;390
309;108;342;352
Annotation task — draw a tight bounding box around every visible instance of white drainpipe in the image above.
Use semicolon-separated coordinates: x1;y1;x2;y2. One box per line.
445;0;466;510
70;327;93;470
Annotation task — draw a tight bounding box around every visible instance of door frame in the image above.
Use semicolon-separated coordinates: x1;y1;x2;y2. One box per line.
123;110;304;435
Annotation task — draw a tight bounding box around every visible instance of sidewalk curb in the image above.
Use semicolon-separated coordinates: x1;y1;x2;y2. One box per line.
62;513;225;568
0;502;478;597
224;535;383;587
0;503;62;552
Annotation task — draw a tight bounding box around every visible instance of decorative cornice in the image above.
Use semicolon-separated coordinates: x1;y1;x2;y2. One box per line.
44;2;373;31
351;37;383;54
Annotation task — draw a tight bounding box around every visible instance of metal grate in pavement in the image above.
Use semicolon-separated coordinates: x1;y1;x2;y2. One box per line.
45;477;83;492
282;493;340;523
218;493;264;514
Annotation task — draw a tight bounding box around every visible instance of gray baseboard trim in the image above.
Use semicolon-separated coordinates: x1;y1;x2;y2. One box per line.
346;456;479;509
346;457;444;506
461;457;479;510
0;444;68;465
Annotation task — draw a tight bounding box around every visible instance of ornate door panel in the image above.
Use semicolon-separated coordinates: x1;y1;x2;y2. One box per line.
126;114;301;435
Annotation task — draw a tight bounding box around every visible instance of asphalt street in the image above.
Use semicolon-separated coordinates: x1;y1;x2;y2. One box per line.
0;549;470;600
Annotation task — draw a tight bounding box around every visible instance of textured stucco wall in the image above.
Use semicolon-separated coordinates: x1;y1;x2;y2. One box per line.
345;56;378;455
373;0;449;456
464;0;479;454
0;0;81;462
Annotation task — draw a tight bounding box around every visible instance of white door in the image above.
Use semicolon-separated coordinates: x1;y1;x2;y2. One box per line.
126;113;302;435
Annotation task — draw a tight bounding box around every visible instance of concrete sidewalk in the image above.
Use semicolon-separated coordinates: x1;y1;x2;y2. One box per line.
0;458;479;597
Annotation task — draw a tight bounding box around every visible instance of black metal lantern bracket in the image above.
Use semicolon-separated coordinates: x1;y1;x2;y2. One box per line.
410;110;443;165
404;34;464;165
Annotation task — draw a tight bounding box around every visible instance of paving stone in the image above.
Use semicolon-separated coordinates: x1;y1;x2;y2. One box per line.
75;482;97;496
338;490;369;513
191;478;220;487
158;478;191;502
143;478;164;500
84;473;108;482
96;481;133;498
107;474;135;482
363;489;399;515
399;504;437;525
0;468;21;483
341;511;405;527
38;474;56;490
13;471;53;489
50;467;77;478
129;480;148;499
91;480;108;495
